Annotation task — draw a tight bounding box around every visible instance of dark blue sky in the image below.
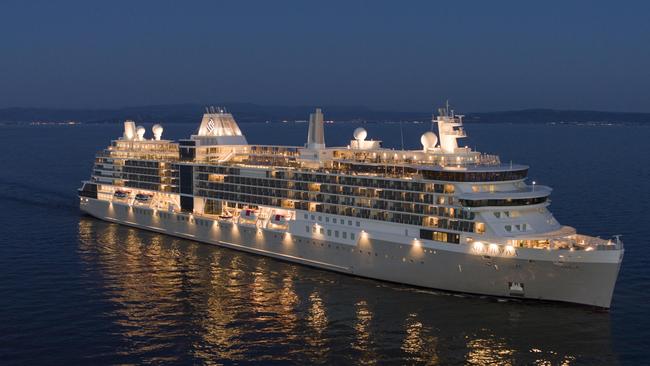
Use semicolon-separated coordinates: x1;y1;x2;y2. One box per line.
1;0;649;112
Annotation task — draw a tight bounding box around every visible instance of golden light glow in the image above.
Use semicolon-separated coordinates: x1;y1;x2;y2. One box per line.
466;337;515;365
488;244;499;255
472;241;484;253
282;232;293;247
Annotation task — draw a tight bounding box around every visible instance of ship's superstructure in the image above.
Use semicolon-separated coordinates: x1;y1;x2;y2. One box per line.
79;105;624;308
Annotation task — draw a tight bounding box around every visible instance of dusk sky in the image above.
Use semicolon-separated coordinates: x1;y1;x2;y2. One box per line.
1;0;649;112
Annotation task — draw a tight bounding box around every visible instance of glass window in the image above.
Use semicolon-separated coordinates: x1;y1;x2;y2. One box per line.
351;233;356;240
342;232;347;239
335;231;339;237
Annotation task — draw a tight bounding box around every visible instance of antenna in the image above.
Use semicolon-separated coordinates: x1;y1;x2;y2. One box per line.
400;121;404;151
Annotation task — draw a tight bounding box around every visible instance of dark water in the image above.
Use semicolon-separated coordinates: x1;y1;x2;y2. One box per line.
1;121;648;365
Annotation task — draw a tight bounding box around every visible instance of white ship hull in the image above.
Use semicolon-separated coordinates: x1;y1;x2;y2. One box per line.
81;198;623;308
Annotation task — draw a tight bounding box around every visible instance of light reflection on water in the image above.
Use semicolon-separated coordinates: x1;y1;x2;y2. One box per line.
77;218;619;365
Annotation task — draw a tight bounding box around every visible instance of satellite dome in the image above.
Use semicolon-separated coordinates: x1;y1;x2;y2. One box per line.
152;124;163;140
420;131;438;150
136;125;146;140
353;127;367;141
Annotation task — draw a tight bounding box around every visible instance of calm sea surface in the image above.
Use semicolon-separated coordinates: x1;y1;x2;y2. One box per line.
0;121;648;365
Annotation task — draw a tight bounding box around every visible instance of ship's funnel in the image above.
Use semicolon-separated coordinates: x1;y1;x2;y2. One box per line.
307;108;325;149
123;120;136;140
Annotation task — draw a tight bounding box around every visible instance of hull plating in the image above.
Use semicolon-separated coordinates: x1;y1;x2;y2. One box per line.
81;199;621;308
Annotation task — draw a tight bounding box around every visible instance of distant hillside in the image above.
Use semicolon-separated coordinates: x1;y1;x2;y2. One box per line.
465;109;650;124
1;104;649;124
0;104;424;124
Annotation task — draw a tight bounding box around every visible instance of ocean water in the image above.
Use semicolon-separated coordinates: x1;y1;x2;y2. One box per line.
0;121;648;365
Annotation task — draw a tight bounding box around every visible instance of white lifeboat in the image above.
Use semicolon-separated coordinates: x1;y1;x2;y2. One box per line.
268;214;289;230
134;193;152;203
239;209;258;225
114;190;130;199
271;214;287;225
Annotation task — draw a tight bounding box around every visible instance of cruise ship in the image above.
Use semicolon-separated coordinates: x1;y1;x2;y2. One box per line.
79;105;624;308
